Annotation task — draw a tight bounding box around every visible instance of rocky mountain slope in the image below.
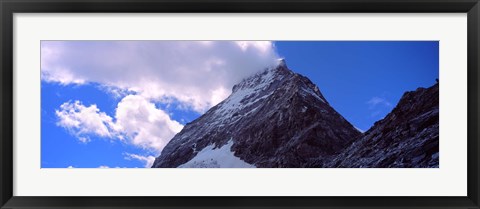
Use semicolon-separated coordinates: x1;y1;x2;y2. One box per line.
152;59;439;168
152;60;362;168
321;83;439;168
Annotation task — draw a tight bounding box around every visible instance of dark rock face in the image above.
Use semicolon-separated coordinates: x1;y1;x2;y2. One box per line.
322;83;439;168
152;62;361;168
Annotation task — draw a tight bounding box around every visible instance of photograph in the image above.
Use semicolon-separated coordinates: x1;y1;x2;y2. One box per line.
2;1;477;208
41;41;439;168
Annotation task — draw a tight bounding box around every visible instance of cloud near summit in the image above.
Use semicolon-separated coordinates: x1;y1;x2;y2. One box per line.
41;41;280;112
43;41;279;153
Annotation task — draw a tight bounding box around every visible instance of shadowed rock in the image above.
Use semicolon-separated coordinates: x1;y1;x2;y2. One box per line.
319;83;439;168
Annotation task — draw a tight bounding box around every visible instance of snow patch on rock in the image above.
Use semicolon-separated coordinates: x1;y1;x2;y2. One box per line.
178;139;255;168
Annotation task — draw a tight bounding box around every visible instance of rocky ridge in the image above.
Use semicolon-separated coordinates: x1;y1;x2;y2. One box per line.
322;83;439;168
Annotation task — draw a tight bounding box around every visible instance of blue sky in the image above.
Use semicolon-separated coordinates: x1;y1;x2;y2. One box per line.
41;41;438;168
275;41;439;132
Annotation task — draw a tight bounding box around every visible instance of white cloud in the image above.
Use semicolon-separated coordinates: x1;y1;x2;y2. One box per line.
56;96;183;153
366;97;393;119
78;137;90;143
56;101;117;140
98;165;110;168
67;165;74;168
42;41;279;112
124;153;156;168
47;41;278;156
115;95;183;152
366;97;392;109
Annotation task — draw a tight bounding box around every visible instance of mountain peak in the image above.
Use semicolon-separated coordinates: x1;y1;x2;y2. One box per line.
277;58;287;67
152;62;360;168
231;60;293;93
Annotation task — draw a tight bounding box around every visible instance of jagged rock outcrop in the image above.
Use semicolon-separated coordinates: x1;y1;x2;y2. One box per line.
152;60;361;168
321;83;439;168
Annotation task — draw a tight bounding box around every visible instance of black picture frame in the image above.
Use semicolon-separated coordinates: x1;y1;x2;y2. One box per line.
1;0;479;208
